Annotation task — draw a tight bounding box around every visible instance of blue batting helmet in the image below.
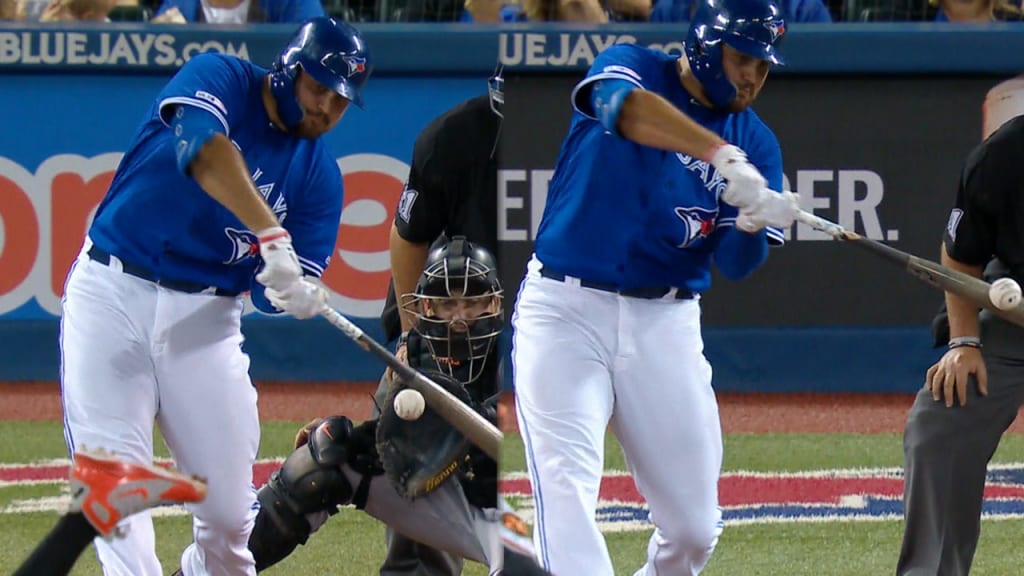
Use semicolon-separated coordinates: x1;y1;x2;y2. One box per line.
685;0;786;109
270;17;372;129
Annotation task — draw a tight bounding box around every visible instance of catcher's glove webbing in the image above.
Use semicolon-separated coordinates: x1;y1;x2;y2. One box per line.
376;369;477;499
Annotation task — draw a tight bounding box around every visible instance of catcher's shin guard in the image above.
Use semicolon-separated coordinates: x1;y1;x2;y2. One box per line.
249;416;357;572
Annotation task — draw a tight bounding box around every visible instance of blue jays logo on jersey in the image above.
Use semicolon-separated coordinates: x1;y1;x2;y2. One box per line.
764;20;786;42
341;55;367;78
224;227;259;265
674;206;718;248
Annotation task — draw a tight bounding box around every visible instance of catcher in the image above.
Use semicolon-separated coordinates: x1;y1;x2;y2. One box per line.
246;237;547;574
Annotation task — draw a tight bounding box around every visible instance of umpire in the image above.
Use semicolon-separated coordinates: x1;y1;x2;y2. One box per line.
896;113;1024;576
374;67;503;576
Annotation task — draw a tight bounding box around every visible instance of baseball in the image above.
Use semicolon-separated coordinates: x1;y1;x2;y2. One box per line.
394;388;425;420
989;277;1022;311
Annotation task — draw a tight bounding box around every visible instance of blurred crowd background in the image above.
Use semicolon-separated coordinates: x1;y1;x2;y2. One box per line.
0;0;1020;31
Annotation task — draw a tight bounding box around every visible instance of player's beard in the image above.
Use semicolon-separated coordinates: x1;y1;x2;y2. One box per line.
289;110;334;139
726;88;757;112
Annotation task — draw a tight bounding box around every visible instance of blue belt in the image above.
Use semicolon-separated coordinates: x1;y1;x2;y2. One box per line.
87;245;240;297
539;267;695;300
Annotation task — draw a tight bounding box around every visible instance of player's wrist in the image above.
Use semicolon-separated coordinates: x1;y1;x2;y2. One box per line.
256;226;290;244
948;336;982;350
704;141;737;166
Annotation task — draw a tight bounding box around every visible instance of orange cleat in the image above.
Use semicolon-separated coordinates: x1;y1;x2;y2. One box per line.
498;496;535;558
68;449;208;538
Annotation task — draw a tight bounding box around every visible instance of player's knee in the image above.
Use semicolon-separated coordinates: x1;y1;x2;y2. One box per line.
902;404;951;459
189;479;259;536
194;516;254;554
657;513;722;561
248;416;358;571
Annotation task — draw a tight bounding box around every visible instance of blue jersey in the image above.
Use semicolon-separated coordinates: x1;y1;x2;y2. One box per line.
534;44;785;293
89;53;343;297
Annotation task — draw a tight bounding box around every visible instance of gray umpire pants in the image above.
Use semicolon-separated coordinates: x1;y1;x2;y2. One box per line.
897;310;1024;576
373;374;464;576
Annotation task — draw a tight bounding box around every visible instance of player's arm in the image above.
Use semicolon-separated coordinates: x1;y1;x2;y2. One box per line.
586;79;724;160
712;230;768;280
928;243;987;407
941;244;984;340
158;55;286;236
574;48;767;210
926;140;1002;406
941;141;1001;341
175;111;280;233
390;225;430;334
572;48;725;158
391;125;449;333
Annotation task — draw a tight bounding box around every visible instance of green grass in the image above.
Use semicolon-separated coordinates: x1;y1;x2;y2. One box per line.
5;422;1024;575
501;430;1024;473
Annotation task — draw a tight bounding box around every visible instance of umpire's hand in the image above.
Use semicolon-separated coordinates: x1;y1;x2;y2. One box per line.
926;347;988;408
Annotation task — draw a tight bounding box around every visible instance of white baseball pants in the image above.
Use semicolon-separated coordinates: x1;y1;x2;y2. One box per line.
512;256;724;576
59;243;260;576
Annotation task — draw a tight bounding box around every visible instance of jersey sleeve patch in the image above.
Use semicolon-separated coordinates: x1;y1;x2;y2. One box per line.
397;186;419;223
946;208;964;243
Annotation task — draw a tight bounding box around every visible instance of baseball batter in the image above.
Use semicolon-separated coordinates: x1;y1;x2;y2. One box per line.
509;1;799;574
58;17;370;576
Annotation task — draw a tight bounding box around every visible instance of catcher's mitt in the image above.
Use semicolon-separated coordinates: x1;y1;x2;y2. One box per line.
376;369;476;499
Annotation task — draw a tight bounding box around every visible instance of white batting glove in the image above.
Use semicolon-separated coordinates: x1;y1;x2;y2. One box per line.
736;190;801;233
265;278;328;320
708;144;768;210
255;227;302;292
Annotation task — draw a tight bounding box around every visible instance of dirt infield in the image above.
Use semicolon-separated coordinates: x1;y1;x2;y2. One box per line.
9;381;1024;434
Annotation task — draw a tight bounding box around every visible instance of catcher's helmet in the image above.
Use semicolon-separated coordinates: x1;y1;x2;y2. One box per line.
685;0;786;109
488;63;504;119
403;237;503;385
270;17;372;129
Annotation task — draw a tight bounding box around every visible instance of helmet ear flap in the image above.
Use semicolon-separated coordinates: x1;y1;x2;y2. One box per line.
269;64;304;129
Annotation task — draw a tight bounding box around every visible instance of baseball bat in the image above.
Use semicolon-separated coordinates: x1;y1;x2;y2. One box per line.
794;210;1024;329
318;306;502;462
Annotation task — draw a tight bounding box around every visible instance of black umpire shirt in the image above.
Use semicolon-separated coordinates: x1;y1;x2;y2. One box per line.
942;115;1024;284
380;94;501;343
931;116;1024;346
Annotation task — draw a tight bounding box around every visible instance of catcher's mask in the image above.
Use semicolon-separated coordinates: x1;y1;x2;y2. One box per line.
402;236;503;386
488;63;504;119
